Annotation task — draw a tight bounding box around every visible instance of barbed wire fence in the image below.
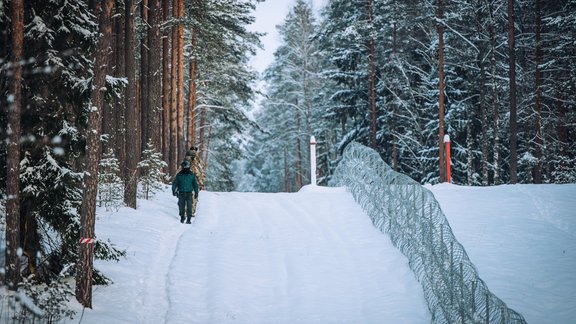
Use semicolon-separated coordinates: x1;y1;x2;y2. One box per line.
329;142;526;324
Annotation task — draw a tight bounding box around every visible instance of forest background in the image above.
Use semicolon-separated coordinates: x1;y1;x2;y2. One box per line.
0;0;575;320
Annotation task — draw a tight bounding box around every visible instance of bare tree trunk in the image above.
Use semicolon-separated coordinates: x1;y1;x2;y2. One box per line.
534;0;543;184
77;0;115;308
115;4;127;182
169;0;178;176
508;0;518;183
140;0;149;153
176;0;185;163
162;0;171;171
124;0;138;208
392;20;398;172
187;32;198;149
488;2;501;185
5;0;24;290
368;0;377;149
437;0;446;182
204;124;212;169
284;147;290;192
479;53;489;185
295;108;303;190
198;106;206;158
147;0;162;151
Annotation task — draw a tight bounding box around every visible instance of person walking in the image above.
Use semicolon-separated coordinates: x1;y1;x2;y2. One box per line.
185;146;205;216
172;160;199;224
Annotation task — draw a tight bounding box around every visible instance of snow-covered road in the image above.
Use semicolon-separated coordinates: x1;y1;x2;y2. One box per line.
80;186;429;323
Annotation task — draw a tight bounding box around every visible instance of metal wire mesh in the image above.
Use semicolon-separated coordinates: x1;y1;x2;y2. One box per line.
329;142;526;324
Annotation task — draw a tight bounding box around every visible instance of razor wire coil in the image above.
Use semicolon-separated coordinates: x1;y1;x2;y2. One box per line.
329;142;526;324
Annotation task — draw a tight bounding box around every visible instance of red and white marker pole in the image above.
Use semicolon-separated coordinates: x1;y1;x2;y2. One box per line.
310;136;317;186
444;134;451;183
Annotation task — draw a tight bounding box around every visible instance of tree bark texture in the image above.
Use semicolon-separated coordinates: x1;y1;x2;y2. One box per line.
488;2;501;185
169;0;178;175
162;0;171;169
176;0;185;163
5;0;24;290
76;0;115;308
124;0;138;208
140;0;149;153
147;0;162;151
437;0;446;183
368;0;377;149
508;0;518;184
534;0;543;184
187;32;198;149
115;5;127;183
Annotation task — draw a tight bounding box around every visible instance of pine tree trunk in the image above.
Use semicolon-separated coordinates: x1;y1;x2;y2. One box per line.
124;0;138;208
534;0;543;184
368;0;377;149
437;0;446;183
77;0;115;308
198;106;206;158
284;147;290;192
295;108;303;190
115;6;127;184
5;0;24;290
176;0;185;163
162;0;171;173
187;32;198;149
140;0;149;153
488;3;501;185
169;0;178;176
508;0;518;184
392;20;398;172
479;55;489;185
147;0;162;151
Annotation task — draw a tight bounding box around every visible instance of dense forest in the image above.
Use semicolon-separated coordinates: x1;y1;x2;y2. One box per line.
0;0;575;319
241;0;576;192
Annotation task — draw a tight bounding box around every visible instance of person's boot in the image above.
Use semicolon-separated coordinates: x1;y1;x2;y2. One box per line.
180;215;185;223
186;216;192;224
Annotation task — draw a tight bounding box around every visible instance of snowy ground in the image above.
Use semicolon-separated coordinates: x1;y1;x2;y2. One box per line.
66;183;576;323
73;185;429;323
429;183;576;324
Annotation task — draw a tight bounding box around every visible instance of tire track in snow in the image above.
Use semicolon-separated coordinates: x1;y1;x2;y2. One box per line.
136;204;190;324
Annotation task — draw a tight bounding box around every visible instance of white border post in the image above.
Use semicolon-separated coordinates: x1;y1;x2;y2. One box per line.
310;136;317;186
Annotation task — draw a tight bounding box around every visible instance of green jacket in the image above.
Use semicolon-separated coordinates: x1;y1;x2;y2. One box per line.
172;169;199;196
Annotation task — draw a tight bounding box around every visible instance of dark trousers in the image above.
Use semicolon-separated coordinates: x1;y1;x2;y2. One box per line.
178;192;193;218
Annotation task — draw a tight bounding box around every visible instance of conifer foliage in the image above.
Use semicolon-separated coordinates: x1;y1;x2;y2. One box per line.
138;141;168;200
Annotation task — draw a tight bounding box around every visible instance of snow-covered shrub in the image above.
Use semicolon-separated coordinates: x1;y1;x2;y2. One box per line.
16;275;76;322
138;141;167;200
98;149;124;211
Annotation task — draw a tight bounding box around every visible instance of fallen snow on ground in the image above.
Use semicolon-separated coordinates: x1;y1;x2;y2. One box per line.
74;185;429;323
71;183;576;323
